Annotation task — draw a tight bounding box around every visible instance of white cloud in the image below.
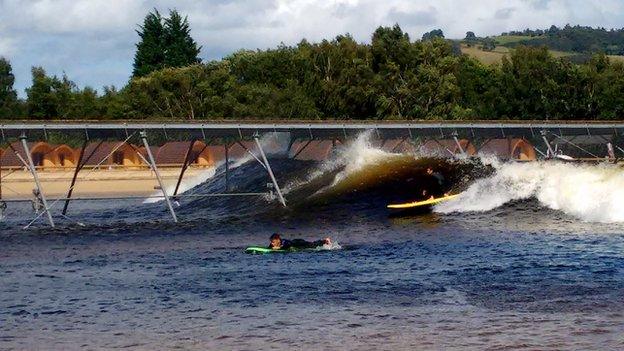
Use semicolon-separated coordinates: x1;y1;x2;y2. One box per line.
0;37;16;56
1;0;145;34
0;0;623;96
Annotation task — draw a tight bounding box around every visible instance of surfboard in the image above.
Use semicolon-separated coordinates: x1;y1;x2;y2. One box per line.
387;194;458;209
245;246;287;254
245;246;328;254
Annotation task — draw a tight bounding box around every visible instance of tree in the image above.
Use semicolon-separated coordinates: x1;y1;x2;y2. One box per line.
371;25;412;72
422;29;444;41
133;10;166;77
163;10;202;68
133;9;201;77
464;31;477;47
0;57;19;118
25;67;101;119
481;38;496;51
26;67;59;119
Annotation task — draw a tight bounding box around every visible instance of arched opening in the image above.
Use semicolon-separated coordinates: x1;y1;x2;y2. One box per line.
54;145;77;168
188;142;213;166
153;141;215;167
511;139;536;161
111;143;140;166
30;142;56;168
454;139;476;156
479;138;536;160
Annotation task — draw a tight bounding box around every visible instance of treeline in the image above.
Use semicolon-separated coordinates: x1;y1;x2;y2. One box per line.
502;25;624;55
1;24;624;121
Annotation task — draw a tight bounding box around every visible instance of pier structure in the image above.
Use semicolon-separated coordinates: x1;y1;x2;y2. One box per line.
1;121;623;227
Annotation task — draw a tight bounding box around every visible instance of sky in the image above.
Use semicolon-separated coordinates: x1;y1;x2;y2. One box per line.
1;0;623;97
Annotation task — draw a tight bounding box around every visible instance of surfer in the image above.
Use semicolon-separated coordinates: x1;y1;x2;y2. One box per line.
269;233;331;250
421;167;448;200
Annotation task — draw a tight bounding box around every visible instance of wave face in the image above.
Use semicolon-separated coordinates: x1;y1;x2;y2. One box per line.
436;159;624;223
141;131;624;224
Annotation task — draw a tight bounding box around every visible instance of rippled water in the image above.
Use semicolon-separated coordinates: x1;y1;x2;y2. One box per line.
2;147;624;350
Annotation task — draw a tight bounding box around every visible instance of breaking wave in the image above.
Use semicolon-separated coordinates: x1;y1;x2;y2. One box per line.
436;159;624;223
142;130;624;224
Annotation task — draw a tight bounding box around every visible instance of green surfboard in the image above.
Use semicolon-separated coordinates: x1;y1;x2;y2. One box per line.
244;246;324;254
245;246;289;254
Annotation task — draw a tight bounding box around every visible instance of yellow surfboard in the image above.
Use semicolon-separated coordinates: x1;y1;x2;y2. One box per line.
387;194;458;209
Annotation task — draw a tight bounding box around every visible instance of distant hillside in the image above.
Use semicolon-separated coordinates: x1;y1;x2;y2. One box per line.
501;25;624;55
460;25;624;65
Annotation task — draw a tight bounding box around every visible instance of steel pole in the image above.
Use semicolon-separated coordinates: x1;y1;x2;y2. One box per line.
540;131;555;158
140;131;178;222
253;136;286;207
452;134;466;156
20;134;55;227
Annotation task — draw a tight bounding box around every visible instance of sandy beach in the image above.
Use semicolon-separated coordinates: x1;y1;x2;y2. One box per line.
0;167;210;200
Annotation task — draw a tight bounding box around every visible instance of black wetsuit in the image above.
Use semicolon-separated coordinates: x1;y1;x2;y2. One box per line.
430;172;445;196
271;239;326;250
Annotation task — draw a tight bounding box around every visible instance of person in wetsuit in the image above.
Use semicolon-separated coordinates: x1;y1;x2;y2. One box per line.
269;233;331;250
421;167;448;200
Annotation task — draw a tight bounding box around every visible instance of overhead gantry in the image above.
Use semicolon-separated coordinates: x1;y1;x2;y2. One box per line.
1;121;624;227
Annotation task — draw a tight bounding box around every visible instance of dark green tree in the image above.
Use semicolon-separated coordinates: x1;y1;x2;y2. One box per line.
422;29;444;41
163;10;202;68
371;25;412;72
25;67;102;119
133;10;166;77
26;67;59;119
481;38;496;51
133;9;201;78
464;31;477;47
0;57;19;118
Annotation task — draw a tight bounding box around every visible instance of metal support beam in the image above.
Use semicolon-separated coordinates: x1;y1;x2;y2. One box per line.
62;139;105;215
253;136;286;207
540;130;555;158
236;140;267;170
140;131;178;222
452;132;466;156
224;144;230;192
20;134;55;227
291;139;313;160
173;139;198;197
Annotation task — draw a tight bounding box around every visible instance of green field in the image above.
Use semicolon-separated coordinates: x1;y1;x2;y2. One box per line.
461;43;624;65
492;35;540;45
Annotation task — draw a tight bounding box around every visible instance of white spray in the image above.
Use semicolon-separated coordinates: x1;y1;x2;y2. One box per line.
282;130;405;195
436;159;624;223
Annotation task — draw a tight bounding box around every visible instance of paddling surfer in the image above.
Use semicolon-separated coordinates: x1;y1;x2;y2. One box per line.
269;233;331;250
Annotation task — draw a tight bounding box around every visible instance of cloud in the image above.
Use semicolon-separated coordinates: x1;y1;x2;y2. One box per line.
495;7;516;20
387;6;438;27
1;0;623;97
528;0;552;10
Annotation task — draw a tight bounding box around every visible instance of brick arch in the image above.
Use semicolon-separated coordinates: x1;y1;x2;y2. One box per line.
54;145;78;167
30;142;57;168
478;138;536;160
154;141;217;166
188;141;214;166
511;139;536;161
111;143;141;166
453;139;477;156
